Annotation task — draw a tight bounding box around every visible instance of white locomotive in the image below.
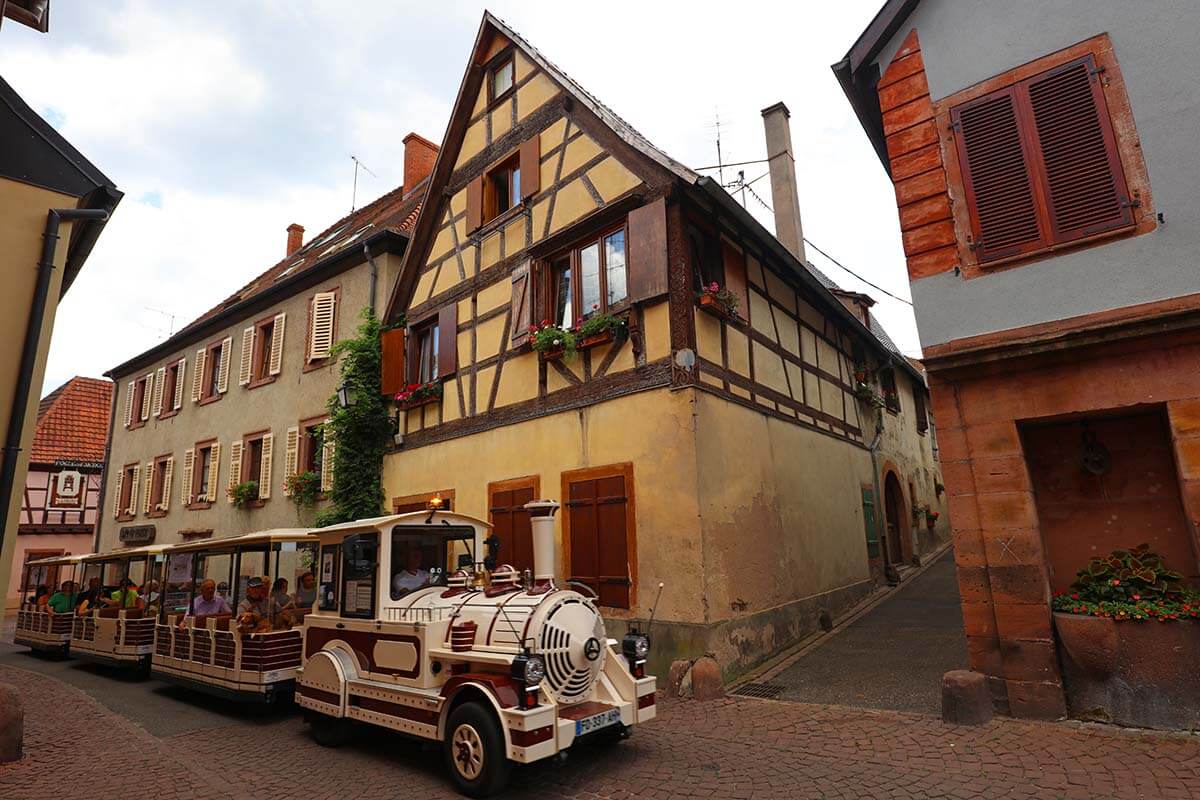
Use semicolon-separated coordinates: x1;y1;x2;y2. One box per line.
296;499;657;796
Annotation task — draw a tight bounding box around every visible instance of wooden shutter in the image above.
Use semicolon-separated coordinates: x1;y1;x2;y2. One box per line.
268;312;286;376
488;483;536;573
191;348;206;402
238;326;255;386
160;456;174;511
129;464;140;515
152;367;166;417
626;197;669;303
309;292;337;361
112;470;124;518
283;426;299;495
141;462;154;516
217;337;232;393
566;473;631;609
180;448;195;506
206;442;221;502
520;137;540;198
437;304;457;378
721;239;749;318
1025;55;1133;245
123;381;134;428
258;433;274;500
380;329;406;396
140;374;154;420
173;358;186;410
320;432;335;492
405;324;420;384
466;176;484;233
953;86;1046;263
509;260;532;349
861;486;880;559
915;390;929;433
227;441;242;500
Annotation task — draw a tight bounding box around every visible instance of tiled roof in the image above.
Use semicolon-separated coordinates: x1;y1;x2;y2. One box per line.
30;376;112;464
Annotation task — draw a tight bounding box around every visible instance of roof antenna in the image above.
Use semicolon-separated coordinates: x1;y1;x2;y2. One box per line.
350;155;377;212
143;306;176;338
714;109;725;185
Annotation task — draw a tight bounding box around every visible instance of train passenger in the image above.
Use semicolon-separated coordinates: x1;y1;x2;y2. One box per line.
30;585;50;606
270;578;292;611
105;578;143;610
294;573;318;608
180;578;233;627
75;577;103;613
391;548;430;596
46;581;76;613
238;577;269;619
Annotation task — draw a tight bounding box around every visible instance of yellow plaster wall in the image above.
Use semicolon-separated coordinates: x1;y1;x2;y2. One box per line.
587;157;641;204
516;72;559;122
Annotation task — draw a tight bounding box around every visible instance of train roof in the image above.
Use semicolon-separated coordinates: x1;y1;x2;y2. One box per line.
313;510;492;537
25;552;93;567
163;528;315;554
82;543;171;563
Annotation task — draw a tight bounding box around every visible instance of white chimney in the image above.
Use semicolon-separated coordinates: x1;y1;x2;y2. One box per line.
524;499;560;582
761;102;807;263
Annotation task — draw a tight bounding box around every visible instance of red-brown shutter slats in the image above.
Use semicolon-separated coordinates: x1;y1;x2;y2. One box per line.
953;86;1046;263
380;328;406;396
466;176;484;233
509;260;533;349
1025;55;1133;245
626;197;669;303
437;303;457;378
566;475;631;609
519;137;540;199
489;485;535;573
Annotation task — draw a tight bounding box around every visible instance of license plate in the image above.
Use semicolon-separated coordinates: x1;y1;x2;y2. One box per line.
575;707;621;736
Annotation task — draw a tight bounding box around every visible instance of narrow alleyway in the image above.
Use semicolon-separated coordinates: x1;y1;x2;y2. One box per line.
769;547;967;714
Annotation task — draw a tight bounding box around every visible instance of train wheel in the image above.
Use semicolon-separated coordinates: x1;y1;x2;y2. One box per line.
444;702;510;797
310;712;353;747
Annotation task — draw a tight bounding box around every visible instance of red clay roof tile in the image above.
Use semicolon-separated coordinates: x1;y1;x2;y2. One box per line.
30;376;113;464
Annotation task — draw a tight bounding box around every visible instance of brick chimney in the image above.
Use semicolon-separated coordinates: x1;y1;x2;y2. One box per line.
286;223;305;257
761;102;806;263
402;133;440;197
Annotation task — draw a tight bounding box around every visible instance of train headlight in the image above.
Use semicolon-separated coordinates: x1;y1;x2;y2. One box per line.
511;652;545;685
622;633;650;660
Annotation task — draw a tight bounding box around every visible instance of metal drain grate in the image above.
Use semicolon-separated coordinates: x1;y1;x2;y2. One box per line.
731;682;785;700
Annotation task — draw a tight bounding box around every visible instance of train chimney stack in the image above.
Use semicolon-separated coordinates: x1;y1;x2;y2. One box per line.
524;499;561;583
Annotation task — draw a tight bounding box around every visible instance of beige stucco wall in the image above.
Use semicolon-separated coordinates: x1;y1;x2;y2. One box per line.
5;531;93;610
0;178;80;620
97;255;391;551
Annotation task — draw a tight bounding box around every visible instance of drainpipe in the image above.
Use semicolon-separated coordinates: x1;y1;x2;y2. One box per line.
0;207;110;554
362;240;379;316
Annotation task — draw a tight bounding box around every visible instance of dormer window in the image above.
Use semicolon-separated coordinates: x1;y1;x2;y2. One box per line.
490;55;514;101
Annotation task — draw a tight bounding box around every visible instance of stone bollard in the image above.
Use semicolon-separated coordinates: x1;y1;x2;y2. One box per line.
941;669;992;725
690;656;724;701
0;682;23;763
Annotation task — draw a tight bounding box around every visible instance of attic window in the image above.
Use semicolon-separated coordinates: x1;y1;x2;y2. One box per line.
485;154;521;223
490;56;514;101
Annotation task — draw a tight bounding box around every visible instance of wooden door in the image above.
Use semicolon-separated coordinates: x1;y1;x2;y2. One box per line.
883;472;905;565
488;479;537;573
566;472;631;609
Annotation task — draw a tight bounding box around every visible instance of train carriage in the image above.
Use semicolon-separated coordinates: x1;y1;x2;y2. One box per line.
69;545;167;672
296;500;656;797
14;553;89;655
151;529;319;703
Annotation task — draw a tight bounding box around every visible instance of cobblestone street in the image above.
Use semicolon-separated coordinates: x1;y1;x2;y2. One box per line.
3;657;1200;799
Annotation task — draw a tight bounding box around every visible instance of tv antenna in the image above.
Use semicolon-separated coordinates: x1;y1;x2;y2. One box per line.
143;306;177;339
350;155;377;212
713;109;725;184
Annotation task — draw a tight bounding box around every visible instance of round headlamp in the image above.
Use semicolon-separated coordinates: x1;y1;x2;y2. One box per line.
623;633;650;660
523;655;545;684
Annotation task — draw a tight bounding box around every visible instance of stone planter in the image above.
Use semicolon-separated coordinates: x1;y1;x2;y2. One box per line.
1054;611;1200;730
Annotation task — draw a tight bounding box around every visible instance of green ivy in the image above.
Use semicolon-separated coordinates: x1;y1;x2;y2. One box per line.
315;310;391;527
285;470;322;520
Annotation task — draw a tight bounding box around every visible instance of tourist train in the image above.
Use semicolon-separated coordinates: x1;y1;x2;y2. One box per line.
12;498;656;797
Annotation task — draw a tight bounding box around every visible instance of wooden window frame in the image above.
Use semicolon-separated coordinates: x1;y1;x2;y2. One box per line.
159;360;181;420
188;439;217;511
303;285;341;373
483;152;521;227
198;338;225;405
935;34;1155;278
239;429;270;508
298;414;328;478
391;489;455;514
409;316;440;385
914;389;929;435
540;220;631;327
247;313;278;389
486;47;516;106
560;462;637;614
128;375;150;429
880;369;900;415
146;453;171;519
116;462;137;522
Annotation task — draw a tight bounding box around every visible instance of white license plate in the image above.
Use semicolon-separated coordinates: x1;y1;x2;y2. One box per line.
575;707;621;736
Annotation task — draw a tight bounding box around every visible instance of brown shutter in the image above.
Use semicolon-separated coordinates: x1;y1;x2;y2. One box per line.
721;240;749;318
488;484;536;574
437;304;457;378
520;137;540;198
1024;55;1133;246
626;197;669;303
952;86;1047;263
380;328;406;396
566;474;631;609
466;176;484;233
509;260;532;349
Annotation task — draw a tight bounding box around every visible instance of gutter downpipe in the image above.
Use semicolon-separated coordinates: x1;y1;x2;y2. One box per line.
0;208;109;552
362;240;379;315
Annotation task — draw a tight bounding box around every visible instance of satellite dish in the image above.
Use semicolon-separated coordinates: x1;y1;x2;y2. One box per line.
674;348;696;370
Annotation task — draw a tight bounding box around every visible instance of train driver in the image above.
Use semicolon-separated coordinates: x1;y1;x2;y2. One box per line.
391;548;430;596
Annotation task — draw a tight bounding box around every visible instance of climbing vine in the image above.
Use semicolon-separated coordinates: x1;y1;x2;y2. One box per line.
315;310;392;527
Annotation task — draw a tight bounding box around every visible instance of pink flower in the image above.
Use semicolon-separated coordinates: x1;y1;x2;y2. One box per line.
592;303;599;310
541;319;549;326
1111;579;1121;586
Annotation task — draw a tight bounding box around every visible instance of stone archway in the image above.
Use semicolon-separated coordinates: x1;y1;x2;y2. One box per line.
882;470;907;566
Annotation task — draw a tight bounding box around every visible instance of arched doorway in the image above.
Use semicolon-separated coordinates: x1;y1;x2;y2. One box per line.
883;471;906;565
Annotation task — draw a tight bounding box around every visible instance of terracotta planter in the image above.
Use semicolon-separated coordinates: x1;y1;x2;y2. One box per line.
538;346;565;362
1054;611;1200;729
698;294;737;322
579;330;615;350
401;394;440;411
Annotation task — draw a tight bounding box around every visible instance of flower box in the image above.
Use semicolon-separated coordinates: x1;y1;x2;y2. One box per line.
539;346;565;362
698;294;737;321
579;330;615;350
402;395;440;411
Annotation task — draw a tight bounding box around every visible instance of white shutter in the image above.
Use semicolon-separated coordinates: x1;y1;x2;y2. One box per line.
206;442;221;502
191;348;206;403
227;440;243;501
112;471;124;519
152;367;166;417
217;337;232;393
308;292;337;361
128;464;141;516
258;432;274;500
123;381;134;428
160;456;174;511
269;312;286;376
283;426;299;496
140;374;154;421
239;326;255;386
320;431;335;492
142;461;154;515
180;448;195;506
173;358;186;410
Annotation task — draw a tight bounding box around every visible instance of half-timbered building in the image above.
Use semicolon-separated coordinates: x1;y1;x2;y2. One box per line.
382;14;947;678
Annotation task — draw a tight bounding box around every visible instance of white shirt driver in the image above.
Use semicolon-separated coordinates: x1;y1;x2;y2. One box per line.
392;569;430;594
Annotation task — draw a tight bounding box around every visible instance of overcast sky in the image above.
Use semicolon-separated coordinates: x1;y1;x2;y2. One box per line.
1;0;917;395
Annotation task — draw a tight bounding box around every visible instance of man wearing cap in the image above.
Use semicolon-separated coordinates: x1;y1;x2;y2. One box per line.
238;576;270;621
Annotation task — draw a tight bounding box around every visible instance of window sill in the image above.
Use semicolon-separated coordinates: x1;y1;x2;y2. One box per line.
233;499;267;510
128;420;146;431
247;375;277;390
303;358;332;374
186;501;213;511
115;514;135;523
159;408;179;421
197;393;222;407
475;203;526;240
696;295;740;323
400;395;442;411
146;510;167;519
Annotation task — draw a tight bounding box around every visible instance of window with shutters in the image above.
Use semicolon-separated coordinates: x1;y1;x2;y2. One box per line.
199;338;225;404
914;388;929;435
541;222;629;325
466;139;539;235
412;319;439;384
485;153;521;224
687;224;722;291
159;360;183;420
188;440;217;509
241;431;267;503
305;287;339;370
116;463;137;522
147;453;171;517
128;375;150;430
299;416;328;476
488;476;539;574
880;369;900;414
562;463;635;610
248;312;283;387
947;51;1140;267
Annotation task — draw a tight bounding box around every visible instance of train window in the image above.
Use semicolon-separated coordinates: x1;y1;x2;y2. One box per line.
318;544;340;611
274;541;318;611
199;553;234;610
128;559;146;588
162;553;194;618
340;532;378;619
102;561;126;594
389;526;474;600
235;549;267;609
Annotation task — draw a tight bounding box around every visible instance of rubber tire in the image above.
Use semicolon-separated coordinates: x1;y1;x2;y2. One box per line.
311;712;353;747
443;701;511;798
